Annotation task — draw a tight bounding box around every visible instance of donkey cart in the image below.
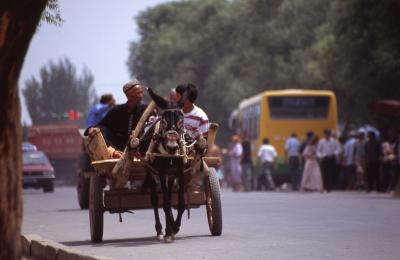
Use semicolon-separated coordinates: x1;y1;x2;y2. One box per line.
85;110;223;243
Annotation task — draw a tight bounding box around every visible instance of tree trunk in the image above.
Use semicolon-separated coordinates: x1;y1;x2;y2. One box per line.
0;1;47;259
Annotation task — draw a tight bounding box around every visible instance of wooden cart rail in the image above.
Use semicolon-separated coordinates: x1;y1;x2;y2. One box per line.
91;156;221;176
104;189;204;212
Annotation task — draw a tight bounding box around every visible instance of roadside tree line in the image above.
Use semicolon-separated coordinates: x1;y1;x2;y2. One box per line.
128;0;400;142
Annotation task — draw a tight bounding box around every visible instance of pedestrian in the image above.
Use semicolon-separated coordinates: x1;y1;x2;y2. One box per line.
257;137;277;191
300;136;323;192
230;135;243;192
317;129;340;192
300;131;315;157
86;94;115;127
300;131;315;171
354;131;366;190
364;131;382;192
342;131;357;190
241;132;253;191
336;136;346;189
381;135;395;192
393;132;400;190
209;143;224;187
221;148;231;188
285;133;301;190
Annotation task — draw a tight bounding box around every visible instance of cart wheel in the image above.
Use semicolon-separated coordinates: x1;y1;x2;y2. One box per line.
204;167;222;236
89;175;104;243
77;170;90;209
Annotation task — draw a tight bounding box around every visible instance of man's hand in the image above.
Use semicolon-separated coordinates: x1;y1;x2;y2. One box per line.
107;146;123;159
194;136;208;156
130;137;140;149
113;150;123;158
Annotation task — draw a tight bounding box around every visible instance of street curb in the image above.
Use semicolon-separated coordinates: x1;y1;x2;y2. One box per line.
22;234;113;260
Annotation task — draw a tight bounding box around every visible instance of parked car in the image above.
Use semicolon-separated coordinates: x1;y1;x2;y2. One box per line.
23;150;55;192
22;142;37;152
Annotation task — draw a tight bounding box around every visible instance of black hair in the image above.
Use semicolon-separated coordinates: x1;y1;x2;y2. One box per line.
324;129;331;135
306;131;314;139
175;84;186;96
263;138;269;144
185;83;198;103
99;94;113;104
368;131;376;139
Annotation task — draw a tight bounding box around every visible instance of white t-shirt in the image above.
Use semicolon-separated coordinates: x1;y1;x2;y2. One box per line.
258;144;277;163
317;137;340;158
183;105;209;139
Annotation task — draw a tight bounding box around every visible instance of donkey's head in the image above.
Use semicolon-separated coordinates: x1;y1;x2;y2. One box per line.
148;88;184;154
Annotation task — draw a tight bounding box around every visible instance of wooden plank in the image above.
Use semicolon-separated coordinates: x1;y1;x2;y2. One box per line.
92;157;220;170
103;189;205;211
206;123;219;156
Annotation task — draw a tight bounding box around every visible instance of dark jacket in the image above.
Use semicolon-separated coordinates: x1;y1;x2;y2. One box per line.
364;139;381;164
241;140;253;164
88;102;148;151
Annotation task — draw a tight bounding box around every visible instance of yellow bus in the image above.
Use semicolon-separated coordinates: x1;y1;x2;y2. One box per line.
237;89;338;164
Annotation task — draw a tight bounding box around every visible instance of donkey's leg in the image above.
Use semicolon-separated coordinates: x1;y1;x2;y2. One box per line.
160;175;175;242
173;172;186;236
150;178;163;240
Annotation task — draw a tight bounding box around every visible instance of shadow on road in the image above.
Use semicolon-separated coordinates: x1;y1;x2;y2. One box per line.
56;208;83;212
61;234;211;247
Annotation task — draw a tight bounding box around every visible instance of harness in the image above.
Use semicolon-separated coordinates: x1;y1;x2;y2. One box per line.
141;120;204;218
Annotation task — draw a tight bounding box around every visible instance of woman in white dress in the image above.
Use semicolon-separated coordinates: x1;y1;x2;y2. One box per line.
301;136;323;191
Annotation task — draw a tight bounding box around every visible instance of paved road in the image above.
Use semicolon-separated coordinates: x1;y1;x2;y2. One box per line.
23;187;400;260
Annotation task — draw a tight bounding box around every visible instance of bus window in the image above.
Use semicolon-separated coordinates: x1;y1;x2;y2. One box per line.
268;96;330;119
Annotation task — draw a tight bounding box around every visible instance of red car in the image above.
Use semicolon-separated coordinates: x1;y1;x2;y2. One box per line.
23;150;55;192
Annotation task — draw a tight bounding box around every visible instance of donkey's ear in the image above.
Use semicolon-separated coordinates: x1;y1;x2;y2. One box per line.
148;87;169;109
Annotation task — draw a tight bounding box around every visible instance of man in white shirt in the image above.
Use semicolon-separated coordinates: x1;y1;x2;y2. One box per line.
317;129;340;192
257;138;277;190
285;133;301;190
175;84;209;141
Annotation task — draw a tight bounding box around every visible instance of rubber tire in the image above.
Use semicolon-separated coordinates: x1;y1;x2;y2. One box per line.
77;170;90;209
89;175;104;243
204;167;223;236
43;180;54;193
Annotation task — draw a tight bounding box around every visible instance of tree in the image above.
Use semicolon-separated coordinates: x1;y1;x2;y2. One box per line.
23;58;97;126
128;0;400;143
0;1;48;259
310;0;400;127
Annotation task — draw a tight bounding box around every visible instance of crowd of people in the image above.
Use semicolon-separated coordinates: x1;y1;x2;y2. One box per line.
218;129;400;193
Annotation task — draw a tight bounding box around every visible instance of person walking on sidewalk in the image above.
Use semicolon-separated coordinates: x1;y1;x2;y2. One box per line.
257;138;277;190
285;133;301;190
317;129;340;192
301;136;323;192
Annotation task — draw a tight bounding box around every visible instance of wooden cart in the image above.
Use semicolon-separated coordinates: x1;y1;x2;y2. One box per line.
85;124;223;243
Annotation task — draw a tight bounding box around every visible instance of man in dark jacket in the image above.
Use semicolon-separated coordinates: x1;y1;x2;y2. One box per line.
241;133;253;191
364;131;382;192
85;79;148;157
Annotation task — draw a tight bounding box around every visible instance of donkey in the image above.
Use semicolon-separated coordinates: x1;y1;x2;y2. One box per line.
139;88;204;243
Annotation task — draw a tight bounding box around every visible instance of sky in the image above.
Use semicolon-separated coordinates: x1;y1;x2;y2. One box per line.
20;0;173;125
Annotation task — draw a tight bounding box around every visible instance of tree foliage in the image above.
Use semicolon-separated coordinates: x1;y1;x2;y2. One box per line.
40;0;63;26
23;58;97;125
128;0;400;142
